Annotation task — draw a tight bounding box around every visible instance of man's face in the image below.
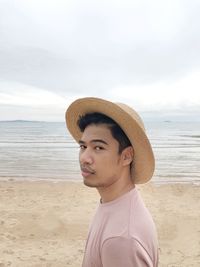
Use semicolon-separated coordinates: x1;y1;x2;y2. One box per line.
78;124;125;188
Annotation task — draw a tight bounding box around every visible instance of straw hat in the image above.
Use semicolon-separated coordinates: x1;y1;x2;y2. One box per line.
65;97;155;184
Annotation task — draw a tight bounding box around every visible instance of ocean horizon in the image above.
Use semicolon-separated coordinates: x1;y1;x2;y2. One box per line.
0;119;199;184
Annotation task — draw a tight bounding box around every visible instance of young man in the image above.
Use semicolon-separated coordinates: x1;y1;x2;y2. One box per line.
66;97;158;267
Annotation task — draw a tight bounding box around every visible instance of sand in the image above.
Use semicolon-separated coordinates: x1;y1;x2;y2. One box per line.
0;180;199;267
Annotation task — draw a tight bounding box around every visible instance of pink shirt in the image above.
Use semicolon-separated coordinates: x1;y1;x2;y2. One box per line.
82;187;158;267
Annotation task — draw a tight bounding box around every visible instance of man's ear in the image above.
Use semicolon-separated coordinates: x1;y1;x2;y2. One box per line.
122;146;134;166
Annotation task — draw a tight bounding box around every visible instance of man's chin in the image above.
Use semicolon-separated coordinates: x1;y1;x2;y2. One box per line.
83;179;97;188
83;178;106;189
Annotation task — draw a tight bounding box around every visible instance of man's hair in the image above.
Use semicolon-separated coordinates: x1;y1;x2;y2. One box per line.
77;112;132;154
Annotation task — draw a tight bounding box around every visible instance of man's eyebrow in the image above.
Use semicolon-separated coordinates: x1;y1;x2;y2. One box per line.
91;139;108;145
78;139;108;145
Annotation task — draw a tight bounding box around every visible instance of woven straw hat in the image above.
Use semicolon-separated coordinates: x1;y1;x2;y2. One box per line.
65;97;155;184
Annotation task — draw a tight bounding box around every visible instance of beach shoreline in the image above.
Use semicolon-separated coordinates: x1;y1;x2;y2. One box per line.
0;180;199;266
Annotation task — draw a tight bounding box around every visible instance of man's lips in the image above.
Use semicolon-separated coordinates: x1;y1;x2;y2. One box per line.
80;166;95;177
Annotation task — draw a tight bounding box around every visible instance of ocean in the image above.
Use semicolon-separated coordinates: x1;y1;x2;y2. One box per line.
0;120;199;184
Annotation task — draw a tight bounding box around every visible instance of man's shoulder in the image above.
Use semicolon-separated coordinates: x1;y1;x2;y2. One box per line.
101;236;155;266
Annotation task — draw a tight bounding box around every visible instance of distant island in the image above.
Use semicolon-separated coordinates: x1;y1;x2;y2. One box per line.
0;120;44;123
0;120;64;123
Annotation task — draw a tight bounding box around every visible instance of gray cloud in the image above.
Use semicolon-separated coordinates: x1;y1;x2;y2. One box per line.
1;0;200;96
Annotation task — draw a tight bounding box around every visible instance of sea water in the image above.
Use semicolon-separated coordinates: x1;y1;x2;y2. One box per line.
0;120;199;184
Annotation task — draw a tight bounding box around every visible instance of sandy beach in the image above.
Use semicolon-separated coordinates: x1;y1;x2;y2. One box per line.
0;180;199;267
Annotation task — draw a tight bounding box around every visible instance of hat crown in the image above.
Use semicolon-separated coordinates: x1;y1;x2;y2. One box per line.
116;103;146;132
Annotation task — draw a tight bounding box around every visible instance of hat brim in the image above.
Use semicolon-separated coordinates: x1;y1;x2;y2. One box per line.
65;97;155;184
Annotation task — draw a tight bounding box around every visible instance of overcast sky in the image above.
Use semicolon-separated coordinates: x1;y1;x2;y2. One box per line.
0;0;200;121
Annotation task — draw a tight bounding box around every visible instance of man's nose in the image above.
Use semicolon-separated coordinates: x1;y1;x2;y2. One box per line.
79;148;93;165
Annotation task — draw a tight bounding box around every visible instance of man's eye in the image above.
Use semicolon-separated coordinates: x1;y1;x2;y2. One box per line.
80;145;86;150
95;146;104;150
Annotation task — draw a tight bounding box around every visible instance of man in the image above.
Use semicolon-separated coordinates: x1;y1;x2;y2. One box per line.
66;97;158;267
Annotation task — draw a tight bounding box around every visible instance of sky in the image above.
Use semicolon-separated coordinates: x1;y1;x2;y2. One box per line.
0;0;200;121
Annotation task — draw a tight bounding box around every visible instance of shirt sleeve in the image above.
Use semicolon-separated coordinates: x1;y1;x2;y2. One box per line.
101;236;153;267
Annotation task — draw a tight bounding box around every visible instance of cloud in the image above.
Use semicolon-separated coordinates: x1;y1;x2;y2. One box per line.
0;0;200;120
0;46;77;92
0;81;75;121
108;69;200;111
0;82;67;107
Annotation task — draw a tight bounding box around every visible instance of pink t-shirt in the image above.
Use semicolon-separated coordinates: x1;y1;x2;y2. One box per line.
82;187;158;267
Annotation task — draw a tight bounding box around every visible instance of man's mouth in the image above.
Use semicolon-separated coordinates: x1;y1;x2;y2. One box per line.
80;166;95;177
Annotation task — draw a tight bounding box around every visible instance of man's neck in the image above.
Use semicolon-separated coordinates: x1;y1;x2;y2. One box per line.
98;179;135;203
